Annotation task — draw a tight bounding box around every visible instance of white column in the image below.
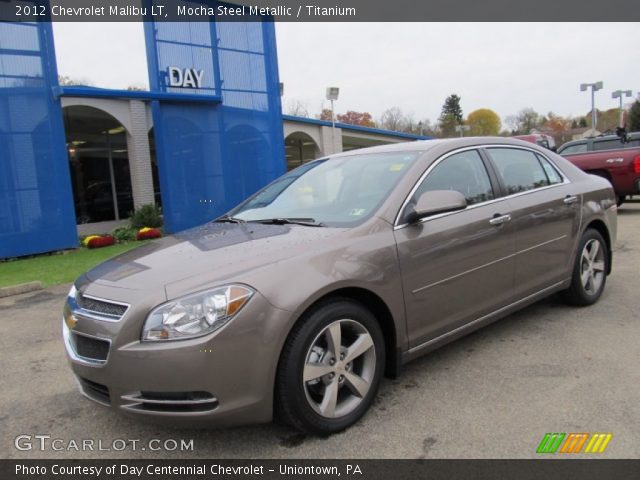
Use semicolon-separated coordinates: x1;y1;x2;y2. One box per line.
319;125;343;156
126;100;155;209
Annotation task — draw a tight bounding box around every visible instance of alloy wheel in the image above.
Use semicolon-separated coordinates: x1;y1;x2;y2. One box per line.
303;319;376;418
580;238;605;295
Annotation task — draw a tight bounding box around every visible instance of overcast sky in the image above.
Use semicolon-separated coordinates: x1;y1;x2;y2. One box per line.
52;22;640;125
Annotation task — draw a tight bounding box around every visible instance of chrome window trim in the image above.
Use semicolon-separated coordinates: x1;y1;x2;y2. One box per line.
393;144;571;230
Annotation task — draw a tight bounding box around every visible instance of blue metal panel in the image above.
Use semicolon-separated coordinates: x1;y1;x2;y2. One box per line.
0;16;77;259
144;6;285;233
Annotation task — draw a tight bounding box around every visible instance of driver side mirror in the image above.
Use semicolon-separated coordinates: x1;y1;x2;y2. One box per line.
405;190;467;224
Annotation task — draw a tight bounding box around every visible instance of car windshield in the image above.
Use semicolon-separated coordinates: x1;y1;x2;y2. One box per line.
228;151;420;227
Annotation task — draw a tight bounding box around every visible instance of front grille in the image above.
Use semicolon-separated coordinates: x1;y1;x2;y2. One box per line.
78;378;111;406
122;391;218;413
75;292;128;319
72;333;110;362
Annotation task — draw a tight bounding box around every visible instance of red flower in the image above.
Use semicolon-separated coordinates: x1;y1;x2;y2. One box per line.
136;228;162;241
86;235;115;249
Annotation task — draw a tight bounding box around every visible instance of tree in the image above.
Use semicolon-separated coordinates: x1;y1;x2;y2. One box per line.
58;75;93;87
597;108;624;133
511;108;542;134
466;109;501;136
318;108;333;121
285;100;309;118
438;94;463;137
542;112;573;145
629;101;640;131
337;111;376;127
378;107;405;132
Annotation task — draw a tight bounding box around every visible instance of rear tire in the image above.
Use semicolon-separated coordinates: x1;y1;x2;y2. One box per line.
561;229;609;306
275;299;385;435
617;195;625;207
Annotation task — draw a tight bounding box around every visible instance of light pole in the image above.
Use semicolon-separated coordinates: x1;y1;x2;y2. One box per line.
455;125;470;137
418;121;424;136
580;81;603;132
612;90;632;128
326;87;339;152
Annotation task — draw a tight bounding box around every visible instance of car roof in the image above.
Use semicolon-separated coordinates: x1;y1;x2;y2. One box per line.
326;136;540;159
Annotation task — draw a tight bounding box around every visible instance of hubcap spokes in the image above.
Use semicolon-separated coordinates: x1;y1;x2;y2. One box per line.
580;239;605;295
303;319;376;418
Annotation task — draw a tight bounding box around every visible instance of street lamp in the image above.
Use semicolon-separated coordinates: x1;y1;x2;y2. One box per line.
580;81;603;132
612;89;633;128
326;87;339;151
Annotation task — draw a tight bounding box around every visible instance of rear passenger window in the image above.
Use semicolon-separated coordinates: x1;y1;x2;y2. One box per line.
487;148;551;194
536;154;563;185
593;139;625;151
415;150;494;206
560;143;587;154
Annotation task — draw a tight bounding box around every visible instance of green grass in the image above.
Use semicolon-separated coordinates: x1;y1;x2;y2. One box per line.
0;242;145;288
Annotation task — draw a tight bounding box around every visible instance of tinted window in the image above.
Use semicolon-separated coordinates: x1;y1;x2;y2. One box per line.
593;139;625;151
415;150;494;206
488;148;551;194
536;154;563;185
559;143;587;154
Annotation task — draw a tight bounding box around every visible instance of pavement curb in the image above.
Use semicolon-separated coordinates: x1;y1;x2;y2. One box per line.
0;281;43;298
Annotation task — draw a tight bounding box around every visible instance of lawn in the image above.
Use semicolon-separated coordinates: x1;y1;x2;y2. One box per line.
0;243;145;288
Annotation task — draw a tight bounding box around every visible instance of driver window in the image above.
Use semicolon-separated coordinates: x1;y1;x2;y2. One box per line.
415;150;495;206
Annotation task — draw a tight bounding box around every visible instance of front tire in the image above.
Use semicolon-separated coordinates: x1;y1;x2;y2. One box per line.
561;229;609;306
275;299;385;435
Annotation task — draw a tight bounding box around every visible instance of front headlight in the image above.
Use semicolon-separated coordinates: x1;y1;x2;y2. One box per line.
142;285;254;341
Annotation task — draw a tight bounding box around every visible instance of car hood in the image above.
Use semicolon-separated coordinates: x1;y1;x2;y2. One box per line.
85;222;347;297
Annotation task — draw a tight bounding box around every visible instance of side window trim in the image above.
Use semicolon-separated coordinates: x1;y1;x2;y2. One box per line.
482;146;570;197
478;148;508;198
394;147;499;228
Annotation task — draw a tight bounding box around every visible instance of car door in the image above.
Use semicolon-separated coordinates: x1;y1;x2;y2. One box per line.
394;148;516;349
484;147;581;299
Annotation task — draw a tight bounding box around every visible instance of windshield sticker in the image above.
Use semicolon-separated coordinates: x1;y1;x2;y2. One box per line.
349;208;366;216
389;163;406;172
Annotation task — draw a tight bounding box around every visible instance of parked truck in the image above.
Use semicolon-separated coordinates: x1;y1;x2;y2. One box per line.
560;144;640;206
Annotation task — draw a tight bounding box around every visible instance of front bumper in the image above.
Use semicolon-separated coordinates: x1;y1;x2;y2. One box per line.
63;289;293;428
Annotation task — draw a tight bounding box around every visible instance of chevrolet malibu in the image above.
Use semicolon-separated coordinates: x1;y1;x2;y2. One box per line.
63;138;616;435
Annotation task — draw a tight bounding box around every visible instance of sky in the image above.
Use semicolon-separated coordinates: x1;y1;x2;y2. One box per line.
52;22;640;126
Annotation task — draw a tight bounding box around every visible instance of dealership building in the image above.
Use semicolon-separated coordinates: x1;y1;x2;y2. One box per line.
0;19;426;259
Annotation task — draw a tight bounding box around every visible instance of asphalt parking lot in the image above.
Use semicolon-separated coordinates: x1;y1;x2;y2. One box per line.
1;202;639;460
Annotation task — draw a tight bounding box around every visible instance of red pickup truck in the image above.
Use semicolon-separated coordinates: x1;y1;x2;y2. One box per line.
561;146;640;205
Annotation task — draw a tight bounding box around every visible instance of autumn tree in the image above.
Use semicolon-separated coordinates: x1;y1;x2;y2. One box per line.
337;111;376;127
629;101;640;131
466;109;502;136
597;108;626;133
318;108;334;121
438;94;463;137
542;112;573;145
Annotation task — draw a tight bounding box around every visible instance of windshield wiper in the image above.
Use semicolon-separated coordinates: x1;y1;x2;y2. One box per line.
252;217;326;227
214;215;246;224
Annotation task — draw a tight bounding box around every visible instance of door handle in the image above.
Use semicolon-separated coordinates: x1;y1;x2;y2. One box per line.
489;214;511;226
563;195;578;205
